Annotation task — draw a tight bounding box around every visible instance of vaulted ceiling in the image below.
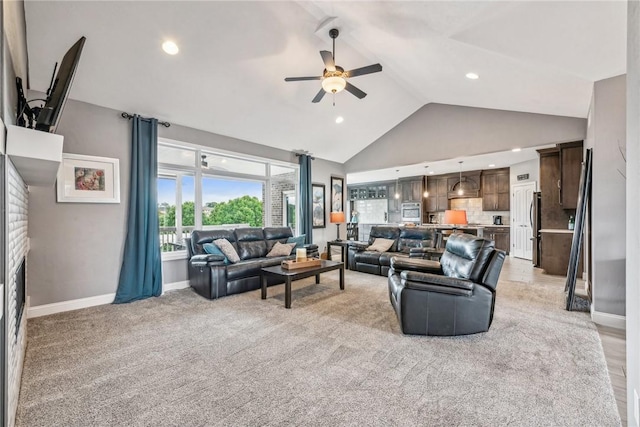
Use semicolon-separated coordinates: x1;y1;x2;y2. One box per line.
25;1;626;163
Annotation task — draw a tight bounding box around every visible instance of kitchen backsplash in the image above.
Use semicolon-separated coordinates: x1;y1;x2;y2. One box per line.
353;199;388;224
430;198;510;225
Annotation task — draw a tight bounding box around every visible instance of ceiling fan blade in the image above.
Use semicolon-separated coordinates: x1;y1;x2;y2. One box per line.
345;63;382;78
284;76;322;82
345;82;367;99
320;50;336;72
312;89;326;103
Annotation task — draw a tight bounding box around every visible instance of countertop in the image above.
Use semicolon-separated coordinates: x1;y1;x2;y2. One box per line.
357;223;508;229
540;228;574;234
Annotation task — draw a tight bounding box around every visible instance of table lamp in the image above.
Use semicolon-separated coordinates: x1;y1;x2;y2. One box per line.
330;211;346;241
443;210;468;228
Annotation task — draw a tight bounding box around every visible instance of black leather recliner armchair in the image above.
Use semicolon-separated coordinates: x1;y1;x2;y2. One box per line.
388;233;505;336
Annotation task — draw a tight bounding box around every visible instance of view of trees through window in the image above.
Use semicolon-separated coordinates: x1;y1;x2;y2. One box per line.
157;142;297;253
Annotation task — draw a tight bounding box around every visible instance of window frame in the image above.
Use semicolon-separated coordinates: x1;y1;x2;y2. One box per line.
157;138;300;260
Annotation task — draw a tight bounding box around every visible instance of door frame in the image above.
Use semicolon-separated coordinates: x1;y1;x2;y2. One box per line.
510;181;537;259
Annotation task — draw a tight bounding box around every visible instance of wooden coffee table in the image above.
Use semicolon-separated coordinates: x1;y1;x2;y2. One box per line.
261;259;344;308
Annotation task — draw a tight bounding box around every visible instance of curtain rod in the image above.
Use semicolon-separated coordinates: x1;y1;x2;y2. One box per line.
121;112;170;128
294;152;315;160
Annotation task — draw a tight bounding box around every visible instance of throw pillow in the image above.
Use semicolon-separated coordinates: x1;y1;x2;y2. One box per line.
213;238;240;264
266;241;296;258
202;243;229;264
367;238;395;253
286;235;306;251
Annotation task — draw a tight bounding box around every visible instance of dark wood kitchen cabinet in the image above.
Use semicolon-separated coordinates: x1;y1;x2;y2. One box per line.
424;177;448;213
398;178;423;203
484;227;510;254
540;231;582;277
559;142;583;209
482;168;510;211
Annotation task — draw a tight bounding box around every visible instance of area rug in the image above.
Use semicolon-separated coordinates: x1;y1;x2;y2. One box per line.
16;259;620;426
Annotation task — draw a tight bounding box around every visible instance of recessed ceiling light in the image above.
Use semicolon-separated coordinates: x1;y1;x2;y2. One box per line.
466;72;479;80
429;171;435;175
489;164;495;167
512;148;521;152
162;41;179;55
335;116;344;124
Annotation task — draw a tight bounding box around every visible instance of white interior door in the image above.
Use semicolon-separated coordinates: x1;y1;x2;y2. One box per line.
511;182;536;260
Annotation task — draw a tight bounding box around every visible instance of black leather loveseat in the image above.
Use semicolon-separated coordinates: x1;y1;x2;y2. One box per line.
186;227;318;300
348;226;439;276
388;233;505;336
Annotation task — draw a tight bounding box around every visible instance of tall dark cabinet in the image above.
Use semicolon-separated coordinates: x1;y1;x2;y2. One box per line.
537;141;584;277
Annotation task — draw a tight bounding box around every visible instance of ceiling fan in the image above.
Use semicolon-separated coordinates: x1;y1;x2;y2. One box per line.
284;28;382;104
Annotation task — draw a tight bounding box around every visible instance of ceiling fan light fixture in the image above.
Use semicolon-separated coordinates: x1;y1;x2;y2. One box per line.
322;76;346;94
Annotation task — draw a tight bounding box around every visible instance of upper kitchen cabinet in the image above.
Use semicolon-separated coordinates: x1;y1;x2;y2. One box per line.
397;177;424;203
559;141;583;209
424;176;449;212
537;141;583;213
482;168;510;211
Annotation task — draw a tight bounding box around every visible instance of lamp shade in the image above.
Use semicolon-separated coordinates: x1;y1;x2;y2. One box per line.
443;209;468;226
330;211;346;223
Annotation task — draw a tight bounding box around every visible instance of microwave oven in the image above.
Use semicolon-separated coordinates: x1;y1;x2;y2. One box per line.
401;202;421;222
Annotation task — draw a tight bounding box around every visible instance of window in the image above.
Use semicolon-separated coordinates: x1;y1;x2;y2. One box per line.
157;172;195;252
201;176;264;227
157;141;298;254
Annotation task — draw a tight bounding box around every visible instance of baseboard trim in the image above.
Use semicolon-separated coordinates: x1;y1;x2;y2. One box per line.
27;281;191;318
27;293;116;319
591;306;626;330
163;281;190;293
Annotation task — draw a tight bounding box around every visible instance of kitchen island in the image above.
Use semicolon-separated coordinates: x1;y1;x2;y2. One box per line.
356;223;510;254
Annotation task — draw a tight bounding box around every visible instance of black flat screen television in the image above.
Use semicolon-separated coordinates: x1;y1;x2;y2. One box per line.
35;36;86;133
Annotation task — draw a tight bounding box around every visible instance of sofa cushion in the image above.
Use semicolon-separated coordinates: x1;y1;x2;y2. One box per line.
213;238;241;264
261;256;290;268
191;229;236;255
367;238;395;253
369;226;401;252
267;242;295;257
235;228;268;260
264;227;294;251
397;228;437;253
379;252;408;267
286;235;306;250
226;259;263;281
203;243;229;264
354;251;383;265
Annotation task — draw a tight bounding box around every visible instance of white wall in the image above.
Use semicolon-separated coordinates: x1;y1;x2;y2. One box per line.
627;1;640;424
510;159;539;190
344;103;587;173
587;75;626;319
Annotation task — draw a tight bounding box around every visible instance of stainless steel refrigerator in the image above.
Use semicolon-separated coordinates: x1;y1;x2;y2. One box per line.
530;192;542;267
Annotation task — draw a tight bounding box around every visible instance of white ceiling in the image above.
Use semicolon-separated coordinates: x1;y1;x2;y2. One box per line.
25;1;626;164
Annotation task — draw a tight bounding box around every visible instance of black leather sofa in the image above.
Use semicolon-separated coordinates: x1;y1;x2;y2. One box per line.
186;227;318;300
388;233;505;336
348;226;439;276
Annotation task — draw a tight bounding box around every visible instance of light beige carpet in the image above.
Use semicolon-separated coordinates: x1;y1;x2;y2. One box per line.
17;259;620;426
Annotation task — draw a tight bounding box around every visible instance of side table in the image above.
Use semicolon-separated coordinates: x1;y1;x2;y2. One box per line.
327;240;368;269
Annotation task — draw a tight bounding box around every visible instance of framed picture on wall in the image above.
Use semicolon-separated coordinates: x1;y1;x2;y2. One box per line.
312;183;326;228
331;176;344;213
56;153;120;203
